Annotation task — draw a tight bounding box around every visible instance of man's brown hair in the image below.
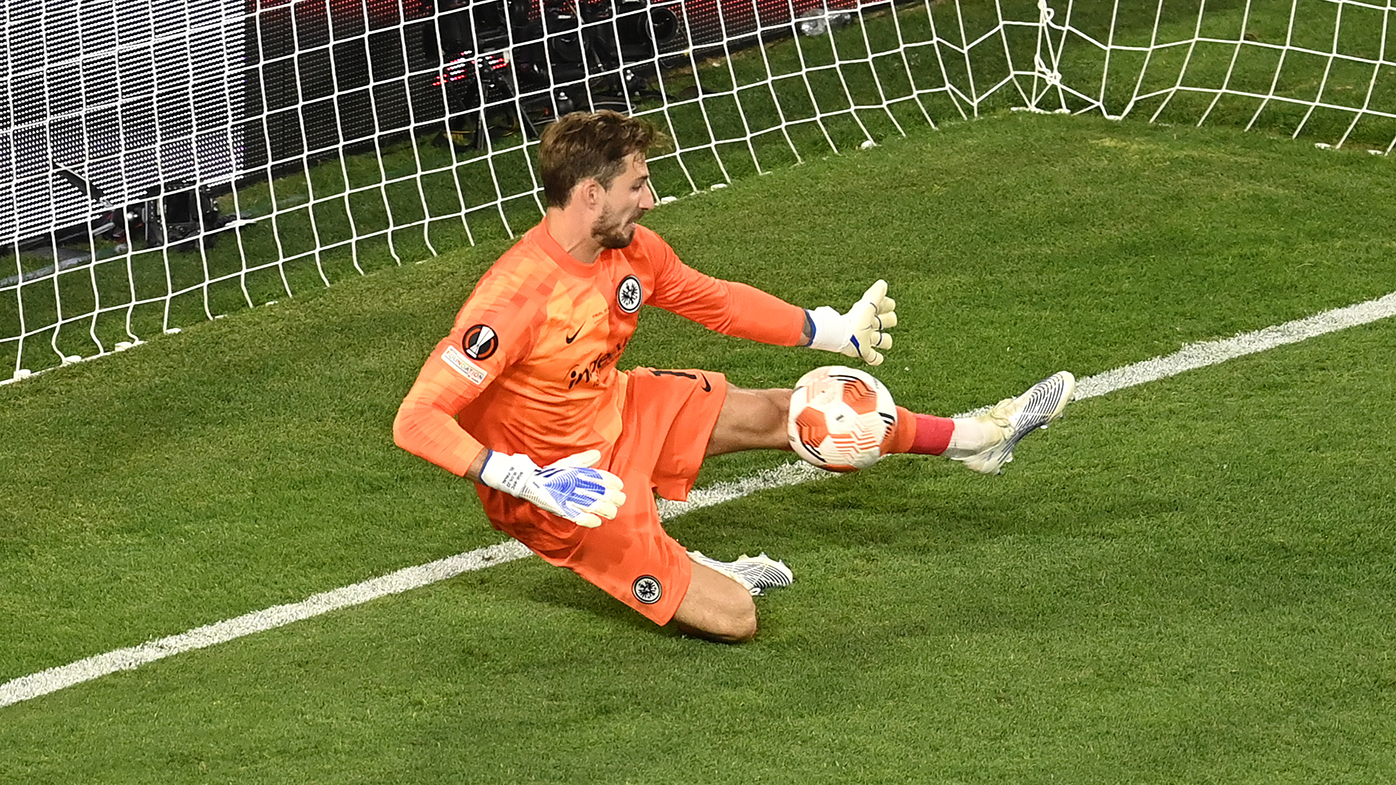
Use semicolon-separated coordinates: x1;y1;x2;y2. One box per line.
538;110;667;208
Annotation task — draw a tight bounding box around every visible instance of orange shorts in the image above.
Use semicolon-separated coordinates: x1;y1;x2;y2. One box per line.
481;368;727;624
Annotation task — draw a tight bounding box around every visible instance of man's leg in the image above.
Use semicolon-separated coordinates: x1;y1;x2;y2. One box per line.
878;371;1077;474
704;385;791;457
661;384;794;643
672;561;759;643
672;373;1076;642
704;373;1077;473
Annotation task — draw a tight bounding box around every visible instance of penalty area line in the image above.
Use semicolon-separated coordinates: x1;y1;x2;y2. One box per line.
3;290;1395;709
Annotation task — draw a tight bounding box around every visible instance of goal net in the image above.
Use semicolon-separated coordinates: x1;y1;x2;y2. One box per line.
3;0;1393;381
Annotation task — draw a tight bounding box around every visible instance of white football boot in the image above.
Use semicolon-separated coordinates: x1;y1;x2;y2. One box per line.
688;551;794;596
957;371;1076;475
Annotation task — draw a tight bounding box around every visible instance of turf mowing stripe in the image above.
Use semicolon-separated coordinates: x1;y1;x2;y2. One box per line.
4;290;1395;709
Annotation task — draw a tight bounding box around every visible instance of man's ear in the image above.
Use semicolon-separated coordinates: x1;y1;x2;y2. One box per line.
577;177;604;208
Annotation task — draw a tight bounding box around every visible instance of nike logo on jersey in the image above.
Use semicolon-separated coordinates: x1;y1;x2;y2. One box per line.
565;307;606;344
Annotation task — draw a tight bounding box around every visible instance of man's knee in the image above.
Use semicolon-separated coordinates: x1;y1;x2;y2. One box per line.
709;599;758;643
673;562;760;643
679;608;756;644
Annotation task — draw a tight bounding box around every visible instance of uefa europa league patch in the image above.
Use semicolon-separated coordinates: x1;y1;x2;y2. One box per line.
462;324;498;360
632;575;662;605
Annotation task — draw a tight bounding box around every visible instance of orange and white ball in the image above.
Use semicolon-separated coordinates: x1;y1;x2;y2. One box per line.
787;366;896;472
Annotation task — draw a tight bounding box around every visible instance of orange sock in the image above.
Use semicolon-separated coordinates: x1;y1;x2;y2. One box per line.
882;406;955;456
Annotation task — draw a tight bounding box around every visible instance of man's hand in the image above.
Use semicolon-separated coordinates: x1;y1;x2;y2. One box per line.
477;450;626;527
805;279;898;366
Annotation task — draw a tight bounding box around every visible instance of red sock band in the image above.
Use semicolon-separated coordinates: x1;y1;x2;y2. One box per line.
911;412;954;455
884;407;954;456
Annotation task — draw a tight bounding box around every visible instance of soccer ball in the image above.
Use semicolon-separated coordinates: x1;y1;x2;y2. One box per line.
787;366;897;472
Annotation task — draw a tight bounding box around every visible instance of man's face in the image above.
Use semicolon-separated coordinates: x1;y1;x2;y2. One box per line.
591;152;655;249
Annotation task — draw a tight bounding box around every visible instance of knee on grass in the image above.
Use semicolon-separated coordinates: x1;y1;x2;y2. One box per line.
673;563;760;643
678;605;757;644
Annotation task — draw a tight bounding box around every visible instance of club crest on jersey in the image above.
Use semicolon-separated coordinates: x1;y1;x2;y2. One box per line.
462;324;498;360
632;575;662;605
616;275;643;314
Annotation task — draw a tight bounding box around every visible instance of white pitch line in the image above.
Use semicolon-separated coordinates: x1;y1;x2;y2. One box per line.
0;541;533;709
4;290;1396;709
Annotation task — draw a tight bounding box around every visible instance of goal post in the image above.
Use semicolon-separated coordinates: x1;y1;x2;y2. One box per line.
3;0;1393;382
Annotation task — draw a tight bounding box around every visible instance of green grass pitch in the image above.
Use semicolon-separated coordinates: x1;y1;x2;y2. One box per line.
3;112;1396;783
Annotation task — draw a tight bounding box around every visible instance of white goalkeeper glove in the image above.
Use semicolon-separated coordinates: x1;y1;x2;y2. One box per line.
805;279;898;366
477;449;626;528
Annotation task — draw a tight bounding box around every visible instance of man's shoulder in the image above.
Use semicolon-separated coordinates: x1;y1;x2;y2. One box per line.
617;224;676;271
630;224;670;249
453;247;554;325
496;226;552;266
480;233;559;288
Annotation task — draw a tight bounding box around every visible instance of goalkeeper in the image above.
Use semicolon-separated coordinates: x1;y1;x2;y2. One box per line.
394;110;1073;642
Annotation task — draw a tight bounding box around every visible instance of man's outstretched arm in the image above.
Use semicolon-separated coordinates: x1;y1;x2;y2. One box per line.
652;271;898;366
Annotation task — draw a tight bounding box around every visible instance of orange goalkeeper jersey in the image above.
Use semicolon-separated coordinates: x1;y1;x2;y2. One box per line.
393;220;806;478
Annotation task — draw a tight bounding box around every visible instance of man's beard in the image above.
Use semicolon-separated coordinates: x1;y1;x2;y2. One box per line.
592;204;639;249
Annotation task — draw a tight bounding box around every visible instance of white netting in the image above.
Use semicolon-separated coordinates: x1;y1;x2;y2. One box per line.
3;0;1393;381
